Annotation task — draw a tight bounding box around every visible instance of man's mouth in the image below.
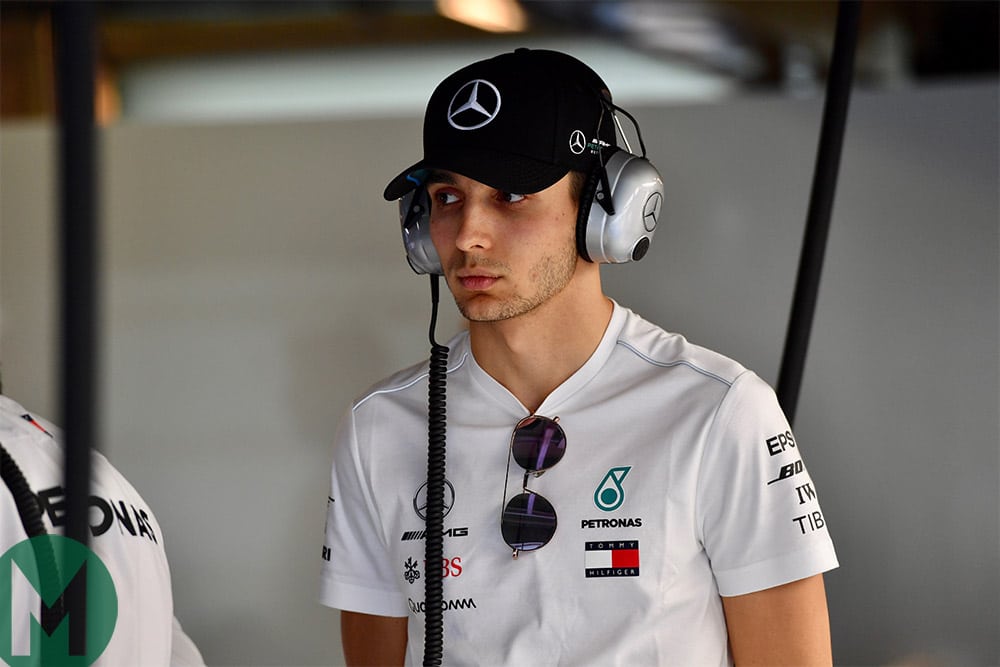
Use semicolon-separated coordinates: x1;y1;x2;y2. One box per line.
457;274;499;291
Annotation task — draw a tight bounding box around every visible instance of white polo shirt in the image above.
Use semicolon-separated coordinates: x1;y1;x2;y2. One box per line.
320;302;838;665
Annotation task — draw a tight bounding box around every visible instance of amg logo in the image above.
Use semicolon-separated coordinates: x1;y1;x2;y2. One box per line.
401;526;469;541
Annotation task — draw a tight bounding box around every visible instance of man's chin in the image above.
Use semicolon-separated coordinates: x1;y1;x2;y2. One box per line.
456;294;539;323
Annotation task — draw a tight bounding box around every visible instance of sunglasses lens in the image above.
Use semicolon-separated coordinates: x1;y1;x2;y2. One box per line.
501;492;557;552
511;416;567;472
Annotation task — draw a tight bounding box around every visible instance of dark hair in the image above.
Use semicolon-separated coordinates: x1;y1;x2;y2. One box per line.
568;170;587;204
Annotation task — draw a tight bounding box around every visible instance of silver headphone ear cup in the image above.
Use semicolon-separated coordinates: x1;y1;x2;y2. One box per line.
399;189;443;275
584;151;665;264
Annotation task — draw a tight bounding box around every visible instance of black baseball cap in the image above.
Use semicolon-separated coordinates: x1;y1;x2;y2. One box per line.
383;48;617;201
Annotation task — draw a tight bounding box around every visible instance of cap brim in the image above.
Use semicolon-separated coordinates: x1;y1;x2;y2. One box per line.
383;161;429;201
383;149;569;201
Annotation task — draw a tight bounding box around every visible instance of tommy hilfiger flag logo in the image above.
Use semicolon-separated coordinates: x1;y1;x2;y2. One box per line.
584;540;640;578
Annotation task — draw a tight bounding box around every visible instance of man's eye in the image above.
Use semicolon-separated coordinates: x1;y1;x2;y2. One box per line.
434;191;459;206
500;192;526;204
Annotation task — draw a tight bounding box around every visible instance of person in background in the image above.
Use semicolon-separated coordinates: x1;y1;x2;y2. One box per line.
0;393;204;665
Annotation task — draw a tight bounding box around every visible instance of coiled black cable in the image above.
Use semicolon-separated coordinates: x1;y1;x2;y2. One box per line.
1;441;47;538
1;440;66;629
423;274;449;666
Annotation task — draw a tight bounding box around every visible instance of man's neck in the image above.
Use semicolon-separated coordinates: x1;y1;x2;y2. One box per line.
468;283;614;414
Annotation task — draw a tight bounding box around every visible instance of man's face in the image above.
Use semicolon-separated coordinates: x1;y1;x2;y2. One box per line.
426;170;582;323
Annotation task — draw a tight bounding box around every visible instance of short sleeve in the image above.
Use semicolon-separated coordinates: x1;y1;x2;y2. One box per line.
318;406;408;617
696;372;838;597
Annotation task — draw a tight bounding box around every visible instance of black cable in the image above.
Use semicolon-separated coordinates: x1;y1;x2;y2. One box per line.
423;274;449;666
1;441;66;633
1;442;48;539
776;0;862;424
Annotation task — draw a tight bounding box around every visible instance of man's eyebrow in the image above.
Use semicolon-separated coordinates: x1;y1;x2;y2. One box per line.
424;169;455;185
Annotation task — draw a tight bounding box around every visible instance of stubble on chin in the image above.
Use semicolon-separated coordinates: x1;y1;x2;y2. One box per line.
451;245;578;323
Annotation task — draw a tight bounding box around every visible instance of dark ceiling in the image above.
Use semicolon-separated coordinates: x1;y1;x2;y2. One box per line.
1;0;997;121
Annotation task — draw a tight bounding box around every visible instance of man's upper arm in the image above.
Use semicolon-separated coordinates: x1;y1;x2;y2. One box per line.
340;610;408;667
721;574;832;666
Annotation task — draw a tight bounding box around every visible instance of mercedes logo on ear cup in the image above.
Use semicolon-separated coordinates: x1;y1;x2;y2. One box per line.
642;192;663;231
447;80;502;130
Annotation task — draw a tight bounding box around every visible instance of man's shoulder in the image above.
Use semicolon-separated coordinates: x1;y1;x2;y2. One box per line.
0;395;63;477
615;306;750;388
352;331;472;411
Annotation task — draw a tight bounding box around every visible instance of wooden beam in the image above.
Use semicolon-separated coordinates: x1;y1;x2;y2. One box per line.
1;7;55;118
98;11;500;66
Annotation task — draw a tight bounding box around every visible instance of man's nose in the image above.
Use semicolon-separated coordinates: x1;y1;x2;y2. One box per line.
454;198;495;253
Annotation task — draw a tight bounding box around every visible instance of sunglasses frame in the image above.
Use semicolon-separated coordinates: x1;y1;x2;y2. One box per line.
500;415;567;558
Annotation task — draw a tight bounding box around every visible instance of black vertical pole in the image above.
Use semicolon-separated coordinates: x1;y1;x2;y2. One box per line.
53;0;98;549
776;0;861;425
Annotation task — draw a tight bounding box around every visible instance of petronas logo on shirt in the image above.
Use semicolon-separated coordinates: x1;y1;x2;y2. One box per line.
594;466;631;512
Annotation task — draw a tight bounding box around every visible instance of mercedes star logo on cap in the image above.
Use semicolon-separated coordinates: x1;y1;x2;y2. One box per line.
569;130;587;155
447;80;502;131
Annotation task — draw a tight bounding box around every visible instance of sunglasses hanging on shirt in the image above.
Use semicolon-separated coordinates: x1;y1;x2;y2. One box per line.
500;415;567;558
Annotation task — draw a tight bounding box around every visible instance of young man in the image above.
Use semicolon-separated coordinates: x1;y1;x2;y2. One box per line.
319;48;838;665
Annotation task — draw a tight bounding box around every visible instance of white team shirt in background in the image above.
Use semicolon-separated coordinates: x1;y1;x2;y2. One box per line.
320;302;838;665
0;395;203;666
